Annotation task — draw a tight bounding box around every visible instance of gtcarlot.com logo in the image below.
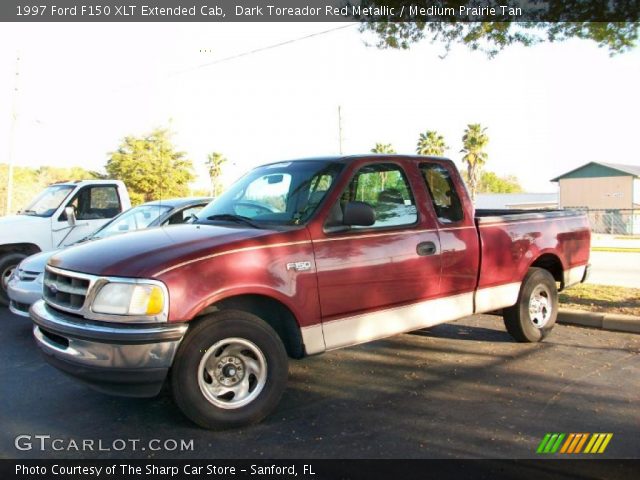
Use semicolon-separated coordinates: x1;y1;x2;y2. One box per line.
15;435;194;452
536;433;613;454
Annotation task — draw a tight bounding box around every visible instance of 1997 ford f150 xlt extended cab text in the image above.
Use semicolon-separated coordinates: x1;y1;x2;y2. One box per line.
30;156;590;429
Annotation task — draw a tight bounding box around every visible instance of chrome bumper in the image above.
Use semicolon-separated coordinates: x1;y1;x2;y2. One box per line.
30;300;188;397
7;276;42;317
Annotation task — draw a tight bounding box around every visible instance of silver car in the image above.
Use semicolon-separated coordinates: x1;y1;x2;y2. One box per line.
7;197;210;317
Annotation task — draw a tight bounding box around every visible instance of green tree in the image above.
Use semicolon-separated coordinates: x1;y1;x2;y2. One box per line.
416;130;448;156
478;171;523;194
462;170;523;194
205;152;227;197
105;128;195;205
460;124;489;201
370;143;396;154
1;164;98;215
362;18;638;58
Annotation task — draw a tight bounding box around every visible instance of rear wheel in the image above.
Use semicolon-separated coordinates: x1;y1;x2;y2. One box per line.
171;310;288;429
503;268;558;342
0;252;27;307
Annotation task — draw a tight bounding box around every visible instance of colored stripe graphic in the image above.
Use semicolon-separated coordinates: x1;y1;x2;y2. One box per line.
536;433;552;453
537;433;613;454
574;433;589;453
560;434;575;453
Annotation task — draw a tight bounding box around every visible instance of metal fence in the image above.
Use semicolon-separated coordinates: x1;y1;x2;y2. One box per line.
582;209;640;235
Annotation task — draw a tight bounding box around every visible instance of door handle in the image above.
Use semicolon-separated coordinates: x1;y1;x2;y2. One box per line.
417;241;438;256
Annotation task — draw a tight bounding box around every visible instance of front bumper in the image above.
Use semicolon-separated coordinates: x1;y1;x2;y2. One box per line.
7;276;42;317
30;300;188;397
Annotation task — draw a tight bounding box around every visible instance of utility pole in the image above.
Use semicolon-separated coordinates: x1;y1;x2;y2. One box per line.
337;105;343;155
6;53;20;216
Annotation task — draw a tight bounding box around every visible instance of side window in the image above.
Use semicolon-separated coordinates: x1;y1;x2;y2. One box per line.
330;163;418;230
64;186;121;221
164;205;204;225
420;164;464;223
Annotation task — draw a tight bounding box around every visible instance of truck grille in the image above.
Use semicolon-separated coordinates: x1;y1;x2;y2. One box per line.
17;268;40;282
43;268;91;311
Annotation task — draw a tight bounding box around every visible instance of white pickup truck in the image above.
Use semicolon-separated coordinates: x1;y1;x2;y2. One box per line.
0;180;131;306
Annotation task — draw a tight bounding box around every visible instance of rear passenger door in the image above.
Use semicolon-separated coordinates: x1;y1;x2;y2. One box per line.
419;162;480;299
312;162;442;350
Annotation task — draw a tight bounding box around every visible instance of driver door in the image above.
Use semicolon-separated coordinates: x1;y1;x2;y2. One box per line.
51;185;122;247
312;161;443;350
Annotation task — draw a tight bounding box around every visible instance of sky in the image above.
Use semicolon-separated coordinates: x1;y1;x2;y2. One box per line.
1;22;639;193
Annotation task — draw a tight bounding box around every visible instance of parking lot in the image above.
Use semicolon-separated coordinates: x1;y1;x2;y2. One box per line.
1;309;638;459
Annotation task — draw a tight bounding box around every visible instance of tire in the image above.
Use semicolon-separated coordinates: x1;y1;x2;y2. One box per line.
503;268;558;343
171;310;288;430
0;252;27;307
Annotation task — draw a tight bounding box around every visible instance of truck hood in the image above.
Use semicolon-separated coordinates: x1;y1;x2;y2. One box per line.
0;215;50;244
48;224;279;278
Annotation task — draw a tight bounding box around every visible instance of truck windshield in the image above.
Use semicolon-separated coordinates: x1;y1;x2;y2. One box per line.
196;160;344;227
21;185;75;217
91;204;172;240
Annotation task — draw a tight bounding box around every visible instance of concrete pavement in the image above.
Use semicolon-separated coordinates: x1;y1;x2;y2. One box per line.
586;251;640;288
2;309;638;460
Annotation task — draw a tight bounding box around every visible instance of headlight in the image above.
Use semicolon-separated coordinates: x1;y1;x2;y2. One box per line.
92;282;165;317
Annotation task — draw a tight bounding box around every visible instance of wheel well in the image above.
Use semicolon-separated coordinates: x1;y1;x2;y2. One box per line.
196;294;305;359
530;254;563;287
0;243;40;257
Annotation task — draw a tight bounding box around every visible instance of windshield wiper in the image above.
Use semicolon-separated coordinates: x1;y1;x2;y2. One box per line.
206;214;261;229
21;209;38;216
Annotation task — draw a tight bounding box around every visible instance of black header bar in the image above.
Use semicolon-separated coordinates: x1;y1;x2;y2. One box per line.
3;459;640;480
1;1;639;22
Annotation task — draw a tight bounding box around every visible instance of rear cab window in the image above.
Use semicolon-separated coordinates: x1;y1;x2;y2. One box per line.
420;163;464;224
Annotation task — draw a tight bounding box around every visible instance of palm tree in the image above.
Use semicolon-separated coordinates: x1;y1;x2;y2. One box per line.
370;143;396;154
460;124;489;201
416;130;448;156
369;143;396;192
205;152;227;197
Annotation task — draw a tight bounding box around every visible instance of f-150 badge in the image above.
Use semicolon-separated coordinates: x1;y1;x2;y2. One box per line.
286;261;312;272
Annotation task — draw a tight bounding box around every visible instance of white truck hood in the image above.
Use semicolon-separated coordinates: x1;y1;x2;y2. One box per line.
0;215;51;248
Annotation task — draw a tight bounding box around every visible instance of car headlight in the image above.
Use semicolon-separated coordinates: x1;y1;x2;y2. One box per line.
92;282;165;317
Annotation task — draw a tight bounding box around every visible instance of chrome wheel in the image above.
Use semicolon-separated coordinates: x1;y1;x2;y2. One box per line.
529;284;552;328
197;337;267;409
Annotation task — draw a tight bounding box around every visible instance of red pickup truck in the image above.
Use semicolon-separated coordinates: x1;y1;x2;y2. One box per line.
30;155;590;429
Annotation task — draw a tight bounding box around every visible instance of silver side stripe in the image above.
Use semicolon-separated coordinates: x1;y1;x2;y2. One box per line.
301;282;525;356
302;292;474;354
474;282;521;313
563;264;587;289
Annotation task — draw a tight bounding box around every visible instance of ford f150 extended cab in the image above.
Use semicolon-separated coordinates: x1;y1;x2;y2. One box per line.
0;180;131;306
30;156;590;429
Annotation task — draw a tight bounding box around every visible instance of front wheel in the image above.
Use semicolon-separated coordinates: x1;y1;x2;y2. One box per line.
0;252;27;307
171;310;288;429
503;268;558;342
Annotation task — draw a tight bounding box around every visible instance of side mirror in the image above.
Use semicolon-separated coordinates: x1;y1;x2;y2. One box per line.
65;206;76;226
342;201;375;227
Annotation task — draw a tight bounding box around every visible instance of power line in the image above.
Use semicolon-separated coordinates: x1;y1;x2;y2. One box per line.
171;24;356;76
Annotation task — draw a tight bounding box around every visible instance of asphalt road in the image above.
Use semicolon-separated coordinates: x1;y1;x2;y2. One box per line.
588;251;640;288
1;309;638;460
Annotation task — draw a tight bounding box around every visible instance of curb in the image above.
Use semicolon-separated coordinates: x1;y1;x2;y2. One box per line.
557;309;640;334
591;247;640;253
